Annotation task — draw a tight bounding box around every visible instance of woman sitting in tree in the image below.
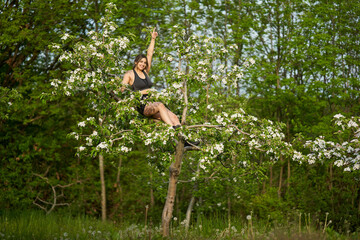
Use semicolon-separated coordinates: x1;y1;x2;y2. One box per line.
122;28;181;129
121;28;199;147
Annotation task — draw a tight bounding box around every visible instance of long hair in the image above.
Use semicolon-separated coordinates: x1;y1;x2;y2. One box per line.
133;54;148;69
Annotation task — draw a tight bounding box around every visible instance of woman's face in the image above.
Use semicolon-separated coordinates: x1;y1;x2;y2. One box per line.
135;58;147;71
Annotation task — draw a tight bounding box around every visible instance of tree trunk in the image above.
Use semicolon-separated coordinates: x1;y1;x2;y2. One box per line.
329;163;334;214
287;159;290;190
185;195;196;232
277;156;284;199
161;138;185;236
185;161;200;231
108;157;122;220
227;194;231;231
150;172;155;208
329;163;333;191
269;165;273;187
116;157;121;185
99;153;107;221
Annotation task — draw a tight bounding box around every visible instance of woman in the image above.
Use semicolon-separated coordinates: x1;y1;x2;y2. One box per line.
122;28;181;129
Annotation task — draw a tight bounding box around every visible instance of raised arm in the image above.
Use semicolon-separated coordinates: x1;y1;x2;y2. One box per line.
146;28;158;73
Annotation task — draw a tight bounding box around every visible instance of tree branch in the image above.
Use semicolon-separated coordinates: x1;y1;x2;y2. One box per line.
32;172;82;214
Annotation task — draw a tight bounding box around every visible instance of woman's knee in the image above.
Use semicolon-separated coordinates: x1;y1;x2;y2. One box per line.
156;102;166;110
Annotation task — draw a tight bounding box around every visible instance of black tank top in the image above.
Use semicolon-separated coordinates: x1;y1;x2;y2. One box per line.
132;69;153;91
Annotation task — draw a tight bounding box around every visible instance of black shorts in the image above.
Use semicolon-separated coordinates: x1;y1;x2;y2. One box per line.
136;94;149;115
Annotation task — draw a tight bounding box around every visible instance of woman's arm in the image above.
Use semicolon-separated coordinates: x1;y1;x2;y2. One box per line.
121;71;132;92
146;28;158;73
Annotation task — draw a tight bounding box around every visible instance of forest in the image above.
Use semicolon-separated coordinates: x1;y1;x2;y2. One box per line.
1;0;360;239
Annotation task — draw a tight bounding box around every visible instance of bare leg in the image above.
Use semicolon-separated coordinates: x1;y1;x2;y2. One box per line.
167;110;180;126
153;109;180;126
144;102;178;126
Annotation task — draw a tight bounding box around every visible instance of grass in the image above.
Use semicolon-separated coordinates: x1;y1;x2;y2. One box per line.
0;210;359;239
0;210;116;240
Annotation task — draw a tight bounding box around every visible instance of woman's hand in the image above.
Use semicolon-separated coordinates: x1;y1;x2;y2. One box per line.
151;27;158;39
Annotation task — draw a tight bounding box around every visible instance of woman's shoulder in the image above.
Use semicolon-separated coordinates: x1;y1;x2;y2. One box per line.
125;69;134;76
122;70;135;85
124;70;135;79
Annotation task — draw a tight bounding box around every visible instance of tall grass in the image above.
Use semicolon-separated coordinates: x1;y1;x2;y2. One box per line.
0;210;116;240
0;210;358;239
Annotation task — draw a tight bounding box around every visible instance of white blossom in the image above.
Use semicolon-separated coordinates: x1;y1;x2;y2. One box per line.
59;54;68;62
348;120;358;128
109;25;116;32
97;142;108;149
293;151;303;161
121;146;131;152
334;114;344;119
61;33;70;40
236;72;244;79
216;115;224;125
334;160;343;167
172;82;182;89
308;154;316;164
145;138;152;145
86;137;93;146
78;121;86;127
214;143;224;153
52;44;60;49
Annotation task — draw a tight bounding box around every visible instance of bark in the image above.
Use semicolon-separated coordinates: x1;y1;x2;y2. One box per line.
185;161;200;231
161;138;185;237
115;157;122;190
358;186;360;213
185;195;196;232
161;49;187;237
99;153;107;221
329;163;333;190
278;156;284;199
286;118;291;191
227;194;231;230
329;163;335;213
262;179;266;194
287;159;290;189
176;190;180;218
109;157;122;220
150;172;155;208
269;165;273;187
